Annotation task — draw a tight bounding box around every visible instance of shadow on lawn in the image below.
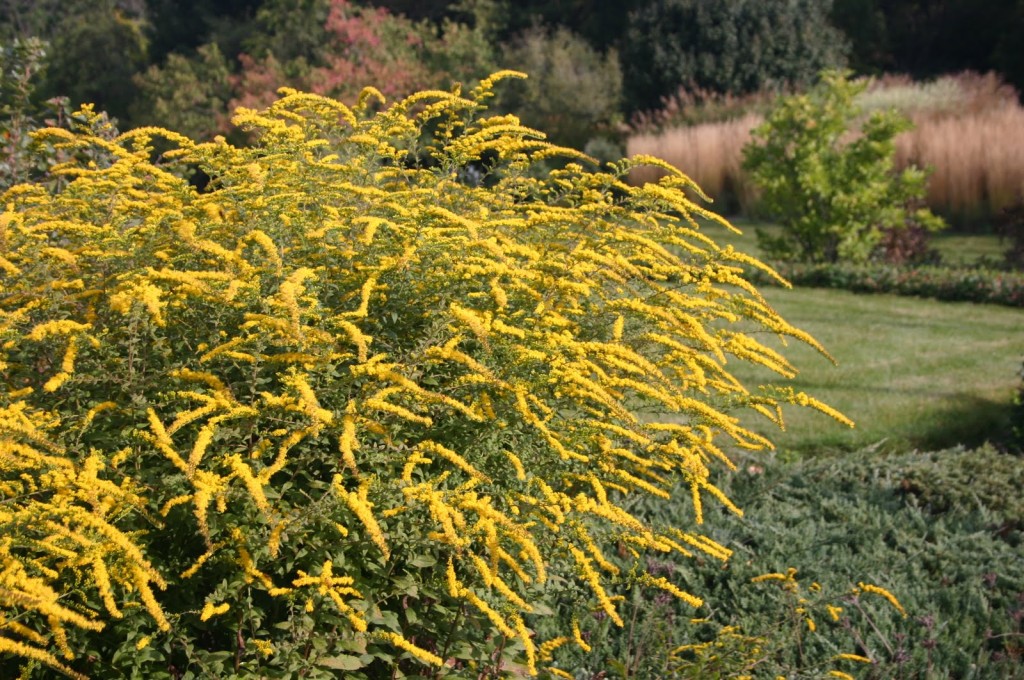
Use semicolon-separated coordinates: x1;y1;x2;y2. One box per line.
912;393;1017;451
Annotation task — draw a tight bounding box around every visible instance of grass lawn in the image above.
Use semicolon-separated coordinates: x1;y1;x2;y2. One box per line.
699;217;1024;455
731;287;1023;454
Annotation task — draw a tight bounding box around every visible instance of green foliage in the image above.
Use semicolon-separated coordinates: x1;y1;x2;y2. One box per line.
132;43;234;141
36;1;149;123
622;0;847;114
498;25;622;151
244;0;332;65
568;444;1024;677
743;70;945;263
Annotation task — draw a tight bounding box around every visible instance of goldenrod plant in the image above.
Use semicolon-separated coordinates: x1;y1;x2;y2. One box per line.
0;71;849;678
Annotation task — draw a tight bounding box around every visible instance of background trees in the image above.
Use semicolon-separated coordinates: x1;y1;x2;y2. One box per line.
621;0;848;114
2;0;1023;143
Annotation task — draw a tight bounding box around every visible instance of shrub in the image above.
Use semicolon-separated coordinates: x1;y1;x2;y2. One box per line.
0;73;847;677
743;70;945;263
131;43;235;142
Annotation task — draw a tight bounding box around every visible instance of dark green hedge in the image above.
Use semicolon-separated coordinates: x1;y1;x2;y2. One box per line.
748;261;1024;307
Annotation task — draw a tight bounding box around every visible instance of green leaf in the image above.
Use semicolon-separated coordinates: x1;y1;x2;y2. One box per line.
409;554;437;568
320;654;366;671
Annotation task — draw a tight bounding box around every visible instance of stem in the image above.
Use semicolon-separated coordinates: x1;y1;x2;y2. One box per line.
853;598;895;658
627;598;641;678
479;634;507;679
437;601;466;677
234;610;245;673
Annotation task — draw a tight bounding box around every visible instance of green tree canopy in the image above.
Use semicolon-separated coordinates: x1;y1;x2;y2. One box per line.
622;0;847;113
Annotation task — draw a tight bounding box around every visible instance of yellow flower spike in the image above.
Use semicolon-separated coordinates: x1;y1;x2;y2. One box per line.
513;614;537;676
462;589;516;637
639;574;703;609
539;636;570;662
571;617;592;652
199;601;230;622
835;653;873;663
379;631;443;668
90;558;122;619
504;450;526;481
25;319;92;341
570;546;623;627
0;637;87;680
180;542;226;579
334;476;390;560
856;582;908;617
446;557;462;598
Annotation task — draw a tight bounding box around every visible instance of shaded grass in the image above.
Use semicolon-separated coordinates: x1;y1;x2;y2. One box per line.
931;231;1007;265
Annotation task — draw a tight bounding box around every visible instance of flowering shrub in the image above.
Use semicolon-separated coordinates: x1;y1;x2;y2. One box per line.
0;72;848;678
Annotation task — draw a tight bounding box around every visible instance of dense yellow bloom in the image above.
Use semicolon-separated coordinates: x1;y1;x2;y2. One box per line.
0;72;852;677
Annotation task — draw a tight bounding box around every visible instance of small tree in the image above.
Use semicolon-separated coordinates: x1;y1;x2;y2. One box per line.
743;70;944;263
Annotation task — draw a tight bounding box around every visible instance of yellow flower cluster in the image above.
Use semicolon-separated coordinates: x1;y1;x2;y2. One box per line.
0;72;851;675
